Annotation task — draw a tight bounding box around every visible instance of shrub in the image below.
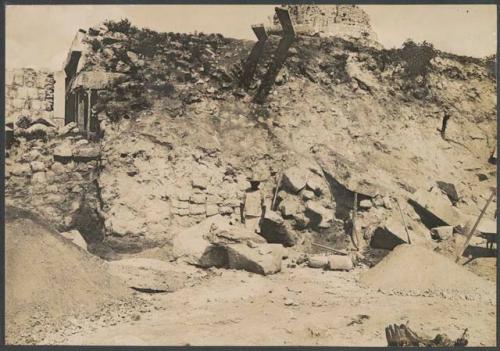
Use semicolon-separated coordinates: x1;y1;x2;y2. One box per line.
398;39;436;79
103;18;137;35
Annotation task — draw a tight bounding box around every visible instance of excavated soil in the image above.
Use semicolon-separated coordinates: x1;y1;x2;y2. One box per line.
5;207;133;344
359;244;495;294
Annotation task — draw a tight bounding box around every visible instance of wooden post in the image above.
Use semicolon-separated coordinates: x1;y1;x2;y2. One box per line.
254;7;295;104
352;192;359;251
271;172;282;211
396;199;411;244
455;189;496;263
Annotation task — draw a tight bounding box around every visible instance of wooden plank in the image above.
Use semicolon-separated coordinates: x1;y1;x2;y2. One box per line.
271;172;283;211
312;242;347;256
455;189;496;262
396;199;411;244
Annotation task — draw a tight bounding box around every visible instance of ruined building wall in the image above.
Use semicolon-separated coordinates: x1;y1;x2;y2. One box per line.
5;68;64;126
273;5;378;43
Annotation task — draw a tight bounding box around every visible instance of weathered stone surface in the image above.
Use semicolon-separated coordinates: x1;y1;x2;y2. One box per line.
327;255;353;271
226;243;284;275
206;204;219;217
58;122;76;135
436;181;460;205
116;61;131;73
305;201;333;228
30;161;46;172
50;162;66;174
370;217;408;250
278;197;302;218
260;210;297;246
476;219;497;234
430;226;453;241
172;200;189;209
73;146;100;161
192;175;208;189
359;199;373;209
53;144;73;160
177;191;191;201
300;189;315;201
190;193;207;204
31;171;47;183
282;166;308;193
9;163;32;176
409;188;462;227
189;204;206;215
60;229;87;251
308;255;329;268
172;215;230;267
219;206;233;215
207;220;266;246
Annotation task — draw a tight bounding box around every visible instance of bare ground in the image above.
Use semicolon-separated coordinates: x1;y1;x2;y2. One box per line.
44;264;496;346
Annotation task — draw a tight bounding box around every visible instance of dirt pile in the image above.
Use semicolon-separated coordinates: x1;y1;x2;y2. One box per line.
359;244;494;295
5;207;131;344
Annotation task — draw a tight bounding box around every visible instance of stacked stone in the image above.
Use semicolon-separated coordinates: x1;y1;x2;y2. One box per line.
5;132;101;232
272;4;378;43
5;68;56;123
171;174;243;224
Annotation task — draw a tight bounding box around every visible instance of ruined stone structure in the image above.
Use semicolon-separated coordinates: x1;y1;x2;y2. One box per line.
63;29;123;135
271;4;379;44
5;68;64;126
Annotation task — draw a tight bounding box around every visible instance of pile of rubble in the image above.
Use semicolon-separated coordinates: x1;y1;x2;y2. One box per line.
5;10;497;274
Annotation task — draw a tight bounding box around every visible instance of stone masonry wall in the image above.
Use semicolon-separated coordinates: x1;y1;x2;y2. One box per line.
273;5;378;43
5;68;60;125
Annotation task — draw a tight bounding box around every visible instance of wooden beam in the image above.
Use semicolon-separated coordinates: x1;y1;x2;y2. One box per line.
455;189;496;262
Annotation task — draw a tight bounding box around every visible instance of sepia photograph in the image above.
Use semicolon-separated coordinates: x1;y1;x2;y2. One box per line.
3;1;498;347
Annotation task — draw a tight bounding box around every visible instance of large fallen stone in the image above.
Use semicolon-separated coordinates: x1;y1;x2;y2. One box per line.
436;181;459;205
260;210;297;246
206;220;266;246
430;226;453;241
278;197;303;219
172;215;229;268
305;201;333;228
409;188;462;227
370;216;408;250
308;255;329;268
327;255;354;271
282;166;308;193
60;230;87;251
477;219;497;234
226;243;285;275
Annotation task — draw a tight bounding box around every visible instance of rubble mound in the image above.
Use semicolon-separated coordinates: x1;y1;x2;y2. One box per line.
359;244;494;294
5;206;131;343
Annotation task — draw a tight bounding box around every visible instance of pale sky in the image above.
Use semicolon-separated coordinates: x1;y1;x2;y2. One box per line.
5;4;497;71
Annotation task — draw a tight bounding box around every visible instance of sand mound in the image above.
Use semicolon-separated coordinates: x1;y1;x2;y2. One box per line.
359;244;494;294
5;207;131;343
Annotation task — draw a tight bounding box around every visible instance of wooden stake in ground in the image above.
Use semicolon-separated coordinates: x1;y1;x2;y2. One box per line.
395;199;411;244
352;192;360;251
455;189;496;263
311;242;347;256
271;172;283;211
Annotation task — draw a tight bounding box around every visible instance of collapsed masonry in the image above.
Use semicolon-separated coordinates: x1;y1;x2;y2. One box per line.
270;4;379;46
5;6;497;275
